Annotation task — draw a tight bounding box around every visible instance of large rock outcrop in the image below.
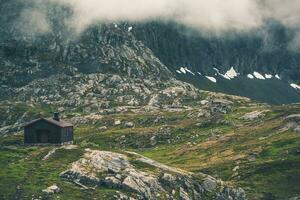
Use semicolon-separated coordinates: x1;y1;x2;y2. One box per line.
60;149;247;200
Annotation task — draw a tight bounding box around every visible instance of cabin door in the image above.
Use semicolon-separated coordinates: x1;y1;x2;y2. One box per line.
36;130;49;143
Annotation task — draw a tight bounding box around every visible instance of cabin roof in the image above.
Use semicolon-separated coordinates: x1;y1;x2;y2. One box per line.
24;118;73;128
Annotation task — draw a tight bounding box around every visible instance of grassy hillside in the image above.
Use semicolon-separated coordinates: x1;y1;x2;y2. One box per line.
0;103;300;199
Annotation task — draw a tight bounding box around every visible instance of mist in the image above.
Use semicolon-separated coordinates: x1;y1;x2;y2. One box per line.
24;0;300;50
50;0;264;34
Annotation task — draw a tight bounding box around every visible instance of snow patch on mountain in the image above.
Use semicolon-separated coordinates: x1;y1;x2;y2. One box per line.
247;74;254;79
265;74;273;79
225;67;239;79
213;68;231;80
206;76;217;83
221;74;231;80
179;67;186;74
178;67;195;75
185;68;195;75
253;72;265;80
291;83;300;90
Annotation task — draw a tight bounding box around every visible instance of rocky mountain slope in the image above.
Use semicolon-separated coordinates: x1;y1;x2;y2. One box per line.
133;22;300;104
134;21;300;80
2;1;300;105
1;94;300;199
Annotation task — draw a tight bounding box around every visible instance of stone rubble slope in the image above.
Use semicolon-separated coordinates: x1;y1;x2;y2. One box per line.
11;74;200;110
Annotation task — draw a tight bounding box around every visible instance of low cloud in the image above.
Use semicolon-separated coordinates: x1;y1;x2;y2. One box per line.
51;0;264;34
17;1;51;37
21;0;300;50
264;0;300;29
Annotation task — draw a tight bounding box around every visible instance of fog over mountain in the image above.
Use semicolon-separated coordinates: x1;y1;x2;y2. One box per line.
51;0;262;33
21;0;300;48
0;0;298;104
1;0;300;104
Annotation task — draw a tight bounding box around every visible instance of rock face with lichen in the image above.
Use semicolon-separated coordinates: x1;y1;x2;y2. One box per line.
239;110;268;121
284;114;300;132
60;149;247;200
42;185;60;195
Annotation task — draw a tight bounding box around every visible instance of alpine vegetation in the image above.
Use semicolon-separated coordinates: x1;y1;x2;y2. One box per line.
1;1;300;200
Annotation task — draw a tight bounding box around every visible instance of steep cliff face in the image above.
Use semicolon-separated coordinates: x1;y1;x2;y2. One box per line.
134;21;300;82
0;1;171;90
0;1;179;110
133;22;300;104
0;23;171;88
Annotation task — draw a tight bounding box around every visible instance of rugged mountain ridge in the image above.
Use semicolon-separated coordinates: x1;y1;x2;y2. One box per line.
2;1;300;104
0;2;178;110
133;22;300;104
134;21;300;82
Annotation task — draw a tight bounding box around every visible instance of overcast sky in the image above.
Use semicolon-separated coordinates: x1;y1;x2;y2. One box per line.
44;0;299;32
22;0;300;50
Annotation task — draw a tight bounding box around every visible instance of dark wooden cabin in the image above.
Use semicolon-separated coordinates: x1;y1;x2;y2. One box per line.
24;113;73;145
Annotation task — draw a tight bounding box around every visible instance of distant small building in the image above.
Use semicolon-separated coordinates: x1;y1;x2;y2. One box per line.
24;113;73;145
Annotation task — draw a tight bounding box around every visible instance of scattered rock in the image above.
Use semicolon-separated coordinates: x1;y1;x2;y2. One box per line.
42;148;58;161
200;100;209;105
247;153;257;162
284;114;300;132
232;166;240;172
98;126;108;132
202;178;217;192
114;191;136;200
58;107;65;112
161;173;176;183
285;114;300;121
215;187;246;200
210;99;233;114
42;185;60;194
124;122;134;128
114;120;121;126
172;189;176;195
180;187;191;200
105;176;121;187
150;136;157;146
240;110;267;121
